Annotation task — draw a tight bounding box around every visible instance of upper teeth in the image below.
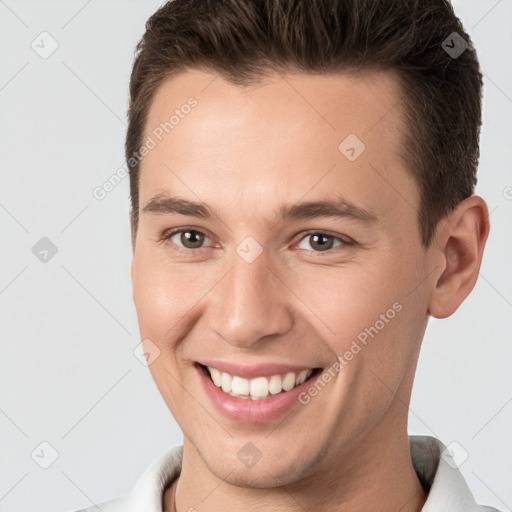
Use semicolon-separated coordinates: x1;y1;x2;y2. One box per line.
206;366;313;400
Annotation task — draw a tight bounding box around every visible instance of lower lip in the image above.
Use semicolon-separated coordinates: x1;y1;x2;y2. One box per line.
196;364;320;423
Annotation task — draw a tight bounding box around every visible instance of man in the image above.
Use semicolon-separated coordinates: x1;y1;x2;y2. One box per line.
72;0;500;510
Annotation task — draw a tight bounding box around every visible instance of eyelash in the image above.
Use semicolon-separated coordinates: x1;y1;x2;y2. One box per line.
160;227;355;256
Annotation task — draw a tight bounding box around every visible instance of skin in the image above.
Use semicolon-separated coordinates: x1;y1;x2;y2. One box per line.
130;68;490;512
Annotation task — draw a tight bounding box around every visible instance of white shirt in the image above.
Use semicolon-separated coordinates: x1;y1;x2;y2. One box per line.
69;435;501;512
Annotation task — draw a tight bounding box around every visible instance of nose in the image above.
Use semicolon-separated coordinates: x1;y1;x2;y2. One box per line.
209;248;294;349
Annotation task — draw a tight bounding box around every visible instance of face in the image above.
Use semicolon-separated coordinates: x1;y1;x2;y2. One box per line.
131;68;434;487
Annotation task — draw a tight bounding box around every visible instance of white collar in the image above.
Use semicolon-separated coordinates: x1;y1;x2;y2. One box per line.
114;435;496;512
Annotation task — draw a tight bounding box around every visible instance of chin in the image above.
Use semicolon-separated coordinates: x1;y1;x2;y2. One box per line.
195;439;324;489
209;460;304;489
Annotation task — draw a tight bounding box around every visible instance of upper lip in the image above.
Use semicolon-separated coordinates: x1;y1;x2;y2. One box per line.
197;360;320;379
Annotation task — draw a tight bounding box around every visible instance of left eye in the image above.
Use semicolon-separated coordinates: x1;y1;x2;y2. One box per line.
296;232;348;252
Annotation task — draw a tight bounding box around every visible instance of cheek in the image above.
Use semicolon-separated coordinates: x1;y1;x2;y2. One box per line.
133;272;176;338
289;264;396;347
132;251;201;339
289;260;422;386
131;254;195;418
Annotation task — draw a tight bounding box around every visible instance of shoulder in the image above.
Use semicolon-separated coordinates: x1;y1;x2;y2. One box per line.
409;436;504;512
64;495;127;512
64;445;183;512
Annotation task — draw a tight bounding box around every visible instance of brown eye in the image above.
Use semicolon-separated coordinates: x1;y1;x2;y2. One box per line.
165;229;211;250
296;231;352;253
307;233;335;251
180;230;204;249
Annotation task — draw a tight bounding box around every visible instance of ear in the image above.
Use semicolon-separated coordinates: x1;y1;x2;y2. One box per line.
129;207;137;253
427;195;490;319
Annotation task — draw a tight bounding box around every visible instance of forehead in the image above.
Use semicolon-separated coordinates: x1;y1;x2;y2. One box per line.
138;68;417;226
143;67;405;150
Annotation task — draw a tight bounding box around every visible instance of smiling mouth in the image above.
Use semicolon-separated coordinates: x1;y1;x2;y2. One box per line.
196;363;323;400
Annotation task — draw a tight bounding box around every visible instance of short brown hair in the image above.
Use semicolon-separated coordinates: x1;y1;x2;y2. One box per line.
126;0;483;247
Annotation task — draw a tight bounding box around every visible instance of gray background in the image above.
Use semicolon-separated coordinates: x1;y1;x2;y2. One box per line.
0;1;510;511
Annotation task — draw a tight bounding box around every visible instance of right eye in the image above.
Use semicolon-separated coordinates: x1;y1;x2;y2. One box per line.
162;228;214;253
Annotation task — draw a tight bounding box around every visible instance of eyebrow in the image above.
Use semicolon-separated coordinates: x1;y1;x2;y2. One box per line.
142;193;377;224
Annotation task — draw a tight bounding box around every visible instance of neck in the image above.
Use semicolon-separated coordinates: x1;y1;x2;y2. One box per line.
165;415;427;512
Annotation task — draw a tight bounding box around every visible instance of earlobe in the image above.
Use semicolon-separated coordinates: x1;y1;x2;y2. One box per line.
427;195;490;319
